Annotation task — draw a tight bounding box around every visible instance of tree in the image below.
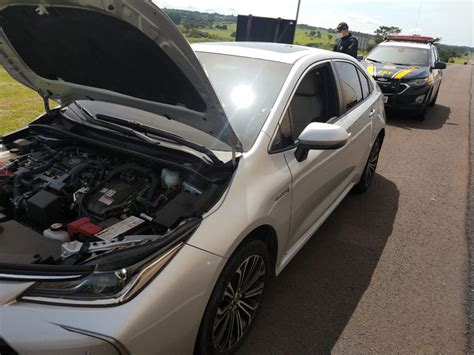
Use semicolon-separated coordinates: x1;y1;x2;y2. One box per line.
374;26;402;43
436;46;451;62
328;34;333;41
309;30;316;36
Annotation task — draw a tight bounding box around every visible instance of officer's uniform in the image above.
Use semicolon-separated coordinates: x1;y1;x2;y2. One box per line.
333;34;358;59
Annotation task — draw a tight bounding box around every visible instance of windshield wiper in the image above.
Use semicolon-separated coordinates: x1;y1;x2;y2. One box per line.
73;102;222;165
93;112;222;165
366;58;381;63
74;102;161;146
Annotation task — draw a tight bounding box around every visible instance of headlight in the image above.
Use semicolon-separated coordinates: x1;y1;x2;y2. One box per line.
406;77;430;86
20;243;183;306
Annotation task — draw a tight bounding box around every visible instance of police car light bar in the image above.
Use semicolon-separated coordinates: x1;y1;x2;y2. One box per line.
385;34;435;44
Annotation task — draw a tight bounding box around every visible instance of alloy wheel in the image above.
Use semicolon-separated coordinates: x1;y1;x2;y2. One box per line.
365;138;381;187
212;254;266;352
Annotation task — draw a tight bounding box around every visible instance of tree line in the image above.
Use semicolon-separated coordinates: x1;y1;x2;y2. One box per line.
163;8;473;62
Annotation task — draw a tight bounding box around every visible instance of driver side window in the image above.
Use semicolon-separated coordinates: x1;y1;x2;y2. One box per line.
271;63;339;151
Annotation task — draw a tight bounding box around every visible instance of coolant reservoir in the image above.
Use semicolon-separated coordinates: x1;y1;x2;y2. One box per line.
43;223;69;242
161;169;180;189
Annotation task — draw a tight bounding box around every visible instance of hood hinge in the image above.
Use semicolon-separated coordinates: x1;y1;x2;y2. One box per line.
231;140;243;166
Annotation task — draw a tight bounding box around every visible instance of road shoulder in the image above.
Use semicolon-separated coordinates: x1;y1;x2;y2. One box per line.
469;63;474;353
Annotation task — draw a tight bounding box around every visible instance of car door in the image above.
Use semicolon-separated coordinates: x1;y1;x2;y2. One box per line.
330;61;377;187
270;60;373;248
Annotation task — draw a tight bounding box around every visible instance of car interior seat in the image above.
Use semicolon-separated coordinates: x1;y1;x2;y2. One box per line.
289;70;325;139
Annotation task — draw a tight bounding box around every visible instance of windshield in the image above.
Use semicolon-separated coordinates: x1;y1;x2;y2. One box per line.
196;52;291;151
367;45;430;66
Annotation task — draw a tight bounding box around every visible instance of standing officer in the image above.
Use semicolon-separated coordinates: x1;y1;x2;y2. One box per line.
333;22;358;59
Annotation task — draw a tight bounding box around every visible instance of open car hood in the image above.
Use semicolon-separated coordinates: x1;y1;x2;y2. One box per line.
0;1;242;151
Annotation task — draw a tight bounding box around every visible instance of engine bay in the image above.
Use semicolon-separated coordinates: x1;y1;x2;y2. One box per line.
0;128;230;267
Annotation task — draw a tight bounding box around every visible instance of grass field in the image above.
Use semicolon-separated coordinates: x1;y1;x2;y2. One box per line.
450;55;472;64
0;67;44;135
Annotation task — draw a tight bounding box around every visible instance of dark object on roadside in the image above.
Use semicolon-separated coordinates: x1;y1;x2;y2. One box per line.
235;15;296;44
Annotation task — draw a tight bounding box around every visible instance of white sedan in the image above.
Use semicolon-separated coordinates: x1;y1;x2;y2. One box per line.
0;1;385;354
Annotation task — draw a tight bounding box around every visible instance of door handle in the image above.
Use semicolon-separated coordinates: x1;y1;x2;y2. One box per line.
368;108;376;117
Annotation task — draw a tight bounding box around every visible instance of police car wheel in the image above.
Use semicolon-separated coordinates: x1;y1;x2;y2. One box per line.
429;88;439;107
416;90;432;121
416;107;427;121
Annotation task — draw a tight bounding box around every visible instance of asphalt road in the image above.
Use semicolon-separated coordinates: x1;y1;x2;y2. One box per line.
238;64;472;354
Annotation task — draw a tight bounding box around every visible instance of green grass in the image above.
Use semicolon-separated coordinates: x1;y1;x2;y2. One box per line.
0;67;44;136
450;56;471;64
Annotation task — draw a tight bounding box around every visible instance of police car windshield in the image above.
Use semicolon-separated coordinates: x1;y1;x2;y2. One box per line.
367;45;430;67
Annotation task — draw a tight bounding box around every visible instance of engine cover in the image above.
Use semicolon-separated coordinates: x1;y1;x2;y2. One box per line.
86;176;145;219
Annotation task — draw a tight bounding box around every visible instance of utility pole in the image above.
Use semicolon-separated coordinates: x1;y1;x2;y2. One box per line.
293;0;301;43
295;0;301;24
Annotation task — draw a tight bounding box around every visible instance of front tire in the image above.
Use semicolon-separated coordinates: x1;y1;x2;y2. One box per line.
354;134;383;193
429;87;439;107
195;240;270;354
416;89;432;121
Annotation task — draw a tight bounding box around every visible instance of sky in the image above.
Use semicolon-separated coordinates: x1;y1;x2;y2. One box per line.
154;0;473;47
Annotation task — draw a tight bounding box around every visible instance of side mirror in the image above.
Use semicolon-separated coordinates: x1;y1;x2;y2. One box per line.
295;122;350;162
433;61;447;70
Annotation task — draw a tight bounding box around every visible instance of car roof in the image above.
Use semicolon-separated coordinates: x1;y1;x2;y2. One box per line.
192;41;352;64
379;41;432;50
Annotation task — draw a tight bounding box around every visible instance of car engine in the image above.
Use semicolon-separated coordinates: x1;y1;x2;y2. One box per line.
0;134;223;265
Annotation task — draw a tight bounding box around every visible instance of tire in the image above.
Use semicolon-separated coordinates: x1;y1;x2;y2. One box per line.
416;89;432;121
429;88;439;107
353;134;383;193
195;240;270;354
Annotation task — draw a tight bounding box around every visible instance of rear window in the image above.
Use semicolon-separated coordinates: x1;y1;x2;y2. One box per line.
367;45;430;66
357;69;371;99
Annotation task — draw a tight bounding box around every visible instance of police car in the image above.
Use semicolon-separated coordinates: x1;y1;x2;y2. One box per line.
362;34;447;120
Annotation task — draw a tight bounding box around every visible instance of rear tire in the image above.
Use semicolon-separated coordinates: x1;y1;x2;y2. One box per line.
353;134;383;193
195;240;270;354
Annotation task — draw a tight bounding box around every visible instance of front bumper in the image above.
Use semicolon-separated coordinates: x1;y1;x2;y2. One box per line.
376;79;431;111
0;244;225;354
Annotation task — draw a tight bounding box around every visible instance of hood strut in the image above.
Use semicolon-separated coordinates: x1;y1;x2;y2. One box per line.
41;92;52;116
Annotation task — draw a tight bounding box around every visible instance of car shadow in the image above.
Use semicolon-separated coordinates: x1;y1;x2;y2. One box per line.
385;104;451;131
238;174;399;354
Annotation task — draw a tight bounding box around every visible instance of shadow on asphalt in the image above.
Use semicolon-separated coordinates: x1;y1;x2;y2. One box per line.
238;174;400;354
385;104;451;131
